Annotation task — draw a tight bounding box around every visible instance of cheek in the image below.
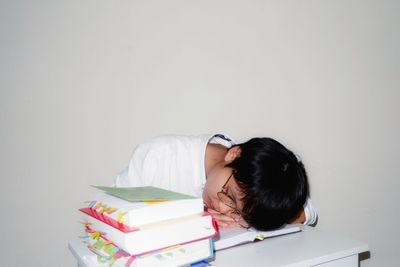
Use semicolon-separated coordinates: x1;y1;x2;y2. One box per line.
202;185;212;204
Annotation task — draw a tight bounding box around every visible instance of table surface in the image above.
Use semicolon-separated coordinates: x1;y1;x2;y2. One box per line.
212;226;368;267
69;225;369;267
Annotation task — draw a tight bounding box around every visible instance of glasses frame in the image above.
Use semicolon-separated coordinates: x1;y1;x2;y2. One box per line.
217;172;249;229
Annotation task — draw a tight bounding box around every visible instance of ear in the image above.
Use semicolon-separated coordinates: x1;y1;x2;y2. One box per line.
224;146;241;162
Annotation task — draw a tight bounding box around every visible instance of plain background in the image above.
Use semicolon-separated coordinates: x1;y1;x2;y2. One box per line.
1;0;399;266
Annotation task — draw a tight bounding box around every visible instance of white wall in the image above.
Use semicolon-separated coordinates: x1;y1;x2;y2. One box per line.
1;0;399;266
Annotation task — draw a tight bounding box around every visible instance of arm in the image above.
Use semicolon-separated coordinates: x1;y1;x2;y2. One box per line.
288;208;306;224
288;198;318;225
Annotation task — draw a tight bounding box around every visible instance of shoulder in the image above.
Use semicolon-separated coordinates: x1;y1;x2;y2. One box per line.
143;134;222;146
140;135;201;147
135;133;235;154
133;134;207;153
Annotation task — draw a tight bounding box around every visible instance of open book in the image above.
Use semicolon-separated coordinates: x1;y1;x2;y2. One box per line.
213;224;301;251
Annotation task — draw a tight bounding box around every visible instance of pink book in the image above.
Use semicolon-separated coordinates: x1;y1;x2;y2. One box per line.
80;207;218;256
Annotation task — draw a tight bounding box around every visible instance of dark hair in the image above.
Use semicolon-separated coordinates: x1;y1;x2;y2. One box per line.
226;138;308;231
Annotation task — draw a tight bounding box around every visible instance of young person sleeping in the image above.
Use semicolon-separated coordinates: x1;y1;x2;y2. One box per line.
114;134;317;230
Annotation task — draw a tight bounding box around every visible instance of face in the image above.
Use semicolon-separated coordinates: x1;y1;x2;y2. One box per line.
202;164;245;216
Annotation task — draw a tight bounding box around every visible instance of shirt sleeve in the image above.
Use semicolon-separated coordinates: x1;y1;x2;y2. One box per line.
112;135;208;196
303;198;318;225
114;141;150;187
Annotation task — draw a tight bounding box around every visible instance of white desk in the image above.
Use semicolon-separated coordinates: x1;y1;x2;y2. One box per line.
69;226;369;267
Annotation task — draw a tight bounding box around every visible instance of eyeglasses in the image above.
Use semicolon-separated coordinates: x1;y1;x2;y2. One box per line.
217;172;249;229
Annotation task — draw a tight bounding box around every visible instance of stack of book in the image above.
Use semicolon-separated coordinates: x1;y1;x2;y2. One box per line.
78;186;218;267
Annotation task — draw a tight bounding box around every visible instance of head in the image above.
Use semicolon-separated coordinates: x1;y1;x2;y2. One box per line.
203;137;309;231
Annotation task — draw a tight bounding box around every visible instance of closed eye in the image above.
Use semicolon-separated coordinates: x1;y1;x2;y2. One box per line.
226;185;237;201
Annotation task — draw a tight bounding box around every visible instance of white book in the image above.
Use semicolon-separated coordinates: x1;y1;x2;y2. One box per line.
86;192;204;227
213;224;301;251
82;235;214;267
81;209;217;256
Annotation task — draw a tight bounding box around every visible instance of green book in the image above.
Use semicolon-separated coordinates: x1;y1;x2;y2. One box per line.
92;185;196;202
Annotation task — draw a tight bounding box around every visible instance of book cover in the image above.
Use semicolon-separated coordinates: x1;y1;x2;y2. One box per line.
213;224;301;251
92;185;196;201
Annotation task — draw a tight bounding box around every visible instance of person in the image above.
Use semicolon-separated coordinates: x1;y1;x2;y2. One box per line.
114;133;317;230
